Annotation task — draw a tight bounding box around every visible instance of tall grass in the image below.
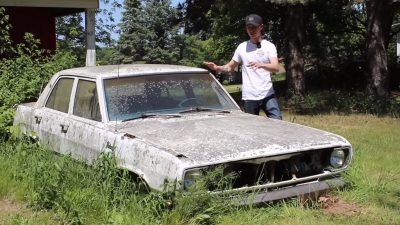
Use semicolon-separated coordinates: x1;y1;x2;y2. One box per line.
1;114;399;224
0;138;235;225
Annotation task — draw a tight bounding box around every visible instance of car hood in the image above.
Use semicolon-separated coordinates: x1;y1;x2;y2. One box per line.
116;112;350;165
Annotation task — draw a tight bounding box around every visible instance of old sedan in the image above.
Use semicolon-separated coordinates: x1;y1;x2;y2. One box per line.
14;64;352;204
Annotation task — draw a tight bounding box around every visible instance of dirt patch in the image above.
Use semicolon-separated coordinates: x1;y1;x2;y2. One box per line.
319;195;366;216
0;197;26;213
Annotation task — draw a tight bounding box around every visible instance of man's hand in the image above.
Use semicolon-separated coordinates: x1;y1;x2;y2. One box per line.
203;61;218;71
246;58;279;73
204;60;236;73
247;61;263;70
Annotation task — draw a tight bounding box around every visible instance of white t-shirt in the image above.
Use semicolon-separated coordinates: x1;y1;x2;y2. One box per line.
232;39;277;100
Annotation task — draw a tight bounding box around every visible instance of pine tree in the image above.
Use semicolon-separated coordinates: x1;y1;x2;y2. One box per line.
118;0;181;64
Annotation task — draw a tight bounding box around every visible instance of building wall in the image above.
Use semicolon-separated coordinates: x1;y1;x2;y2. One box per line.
6;7;56;51
0;0;98;8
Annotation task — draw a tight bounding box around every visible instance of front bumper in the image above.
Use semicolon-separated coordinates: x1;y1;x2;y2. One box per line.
229;177;345;205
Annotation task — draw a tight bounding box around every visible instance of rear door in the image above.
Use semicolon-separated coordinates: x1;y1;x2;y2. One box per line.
36;77;74;154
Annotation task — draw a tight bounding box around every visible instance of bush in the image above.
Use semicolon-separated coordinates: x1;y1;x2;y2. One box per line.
0;7;78;139
0;47;76;138
287;90;400;117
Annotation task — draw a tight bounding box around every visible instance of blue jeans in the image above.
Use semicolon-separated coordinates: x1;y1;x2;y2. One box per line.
244;94;282;119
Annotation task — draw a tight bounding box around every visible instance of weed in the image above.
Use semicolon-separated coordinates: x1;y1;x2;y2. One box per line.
94;150;138;209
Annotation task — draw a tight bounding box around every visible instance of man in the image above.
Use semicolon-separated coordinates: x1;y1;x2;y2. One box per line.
204;14;282;119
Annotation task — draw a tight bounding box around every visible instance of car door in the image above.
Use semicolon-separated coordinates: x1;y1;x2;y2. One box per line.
34;77;74;154
65;78;118;163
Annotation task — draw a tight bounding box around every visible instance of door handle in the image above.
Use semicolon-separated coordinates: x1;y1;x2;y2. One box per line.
106;141;116;151
34;115;42;124
60;124;69;133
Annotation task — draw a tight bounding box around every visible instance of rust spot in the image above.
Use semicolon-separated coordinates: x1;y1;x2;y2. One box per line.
123;133;136;139
176;154;187;158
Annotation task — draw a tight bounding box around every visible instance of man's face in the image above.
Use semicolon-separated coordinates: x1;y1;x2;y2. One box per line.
246;24;263;40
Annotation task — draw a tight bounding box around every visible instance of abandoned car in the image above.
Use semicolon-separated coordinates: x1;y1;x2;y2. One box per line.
13;64;352;203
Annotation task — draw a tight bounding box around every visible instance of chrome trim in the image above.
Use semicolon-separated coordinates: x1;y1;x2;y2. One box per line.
233;177;345;205
210;170;343;195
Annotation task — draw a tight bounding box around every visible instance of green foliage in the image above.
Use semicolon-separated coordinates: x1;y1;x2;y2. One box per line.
56;13;85;48
118;0;183;64
56;9;113;66
56;13;86;66
179;35;209;67
0;136;239;224
179;34;239;68
0;7;14;57
205;36;239;64
96;46;124;65
94;150;140;208
205;0;284;54
287;90;400;117
0;23;77;138
180;0;215;39
161;167;235;225
1;139;139;224
305;1;366;75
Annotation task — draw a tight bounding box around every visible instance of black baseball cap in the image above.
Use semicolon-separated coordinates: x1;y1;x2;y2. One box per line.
245;14;263;26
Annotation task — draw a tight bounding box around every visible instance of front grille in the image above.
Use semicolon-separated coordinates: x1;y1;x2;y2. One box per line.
210;149;332;191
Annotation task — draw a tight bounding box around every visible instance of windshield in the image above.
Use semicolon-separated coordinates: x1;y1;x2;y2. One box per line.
104;73;238;121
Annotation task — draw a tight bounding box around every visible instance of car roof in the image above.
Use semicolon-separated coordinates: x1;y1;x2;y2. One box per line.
56;64;209;79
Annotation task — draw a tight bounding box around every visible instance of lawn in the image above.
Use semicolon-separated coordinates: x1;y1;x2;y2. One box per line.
0;113;399;225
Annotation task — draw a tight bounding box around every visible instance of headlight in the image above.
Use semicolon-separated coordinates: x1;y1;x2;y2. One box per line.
183;168;204;190
330;148;346;168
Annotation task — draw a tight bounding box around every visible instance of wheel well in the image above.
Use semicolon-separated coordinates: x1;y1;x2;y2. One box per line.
125;170;151;193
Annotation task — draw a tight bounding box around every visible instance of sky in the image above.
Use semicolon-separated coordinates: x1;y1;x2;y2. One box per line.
99;0;184;40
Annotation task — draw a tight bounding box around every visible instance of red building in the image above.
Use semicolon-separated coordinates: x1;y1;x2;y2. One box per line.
1;0;98;64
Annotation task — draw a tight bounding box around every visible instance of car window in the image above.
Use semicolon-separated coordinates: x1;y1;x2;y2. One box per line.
73;80;101;121
104;73;238;121
45;78;74;113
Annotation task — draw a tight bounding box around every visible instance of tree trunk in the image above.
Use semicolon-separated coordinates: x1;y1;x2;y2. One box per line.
365;0;394;97
284;3;306;102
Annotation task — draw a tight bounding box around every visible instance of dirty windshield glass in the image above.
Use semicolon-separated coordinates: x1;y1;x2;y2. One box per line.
104;73;238;121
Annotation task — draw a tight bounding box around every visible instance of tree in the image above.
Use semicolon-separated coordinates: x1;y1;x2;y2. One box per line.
364;0;397;97
179;0;215;39
116;0;141;63
283;2;307;101
306;1;367;90
56;0;116;65
118;0;182;64
56;14;86;48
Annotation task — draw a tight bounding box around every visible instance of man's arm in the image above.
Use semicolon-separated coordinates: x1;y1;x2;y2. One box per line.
204;60;239;73
247;57;279;73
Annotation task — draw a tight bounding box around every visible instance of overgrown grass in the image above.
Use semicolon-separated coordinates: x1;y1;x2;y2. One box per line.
1;113;399;224
0;138;235;225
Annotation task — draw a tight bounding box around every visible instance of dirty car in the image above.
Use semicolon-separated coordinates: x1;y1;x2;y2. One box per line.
13;64;352;204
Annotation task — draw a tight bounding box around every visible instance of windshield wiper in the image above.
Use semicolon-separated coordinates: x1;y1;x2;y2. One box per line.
178;107;231;114
122;113;181;122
